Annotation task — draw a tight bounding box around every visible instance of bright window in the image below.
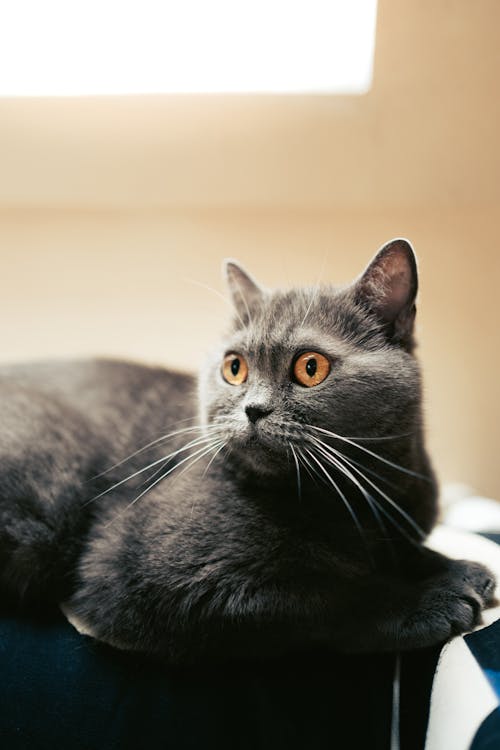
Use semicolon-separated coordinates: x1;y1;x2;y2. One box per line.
0;0;378;96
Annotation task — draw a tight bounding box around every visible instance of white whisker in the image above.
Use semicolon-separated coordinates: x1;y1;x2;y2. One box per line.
310;436;425;541
90;420;217;480
300;250;328;327
340;432;415;443
289;443;302;502
185;278;246;329
137;429;221;488
168;440;226;487
300;285;320;328
104;439;225;528
304;448;366;544
311;438;421;549
231;275;253;326
202;441;227;477
306;424;430;481
295;447;320;486
310;438;390;543
85;430;223;505
341;454;402;491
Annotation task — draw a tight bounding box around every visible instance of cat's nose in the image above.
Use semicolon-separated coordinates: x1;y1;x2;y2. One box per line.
245;404;273;424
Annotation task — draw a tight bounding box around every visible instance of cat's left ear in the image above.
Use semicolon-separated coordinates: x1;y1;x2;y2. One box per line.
353;238;418;350
224;260;266;322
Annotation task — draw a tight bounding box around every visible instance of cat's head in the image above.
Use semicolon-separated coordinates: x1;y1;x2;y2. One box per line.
199;239;431;489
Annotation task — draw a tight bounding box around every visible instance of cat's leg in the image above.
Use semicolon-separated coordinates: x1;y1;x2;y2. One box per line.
0;385;100;603
331;548;496;652
65;508;496;661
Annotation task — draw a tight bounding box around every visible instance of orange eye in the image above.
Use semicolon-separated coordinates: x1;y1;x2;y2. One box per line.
222;353;248;385
293;352;330;387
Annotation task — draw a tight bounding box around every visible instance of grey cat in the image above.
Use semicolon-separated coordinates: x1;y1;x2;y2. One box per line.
0;238;495;663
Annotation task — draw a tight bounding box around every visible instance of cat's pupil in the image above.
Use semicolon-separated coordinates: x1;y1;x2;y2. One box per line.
306;358;317;377
231;358;240;376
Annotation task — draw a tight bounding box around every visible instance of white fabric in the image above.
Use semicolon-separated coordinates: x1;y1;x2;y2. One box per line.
425;527;500;750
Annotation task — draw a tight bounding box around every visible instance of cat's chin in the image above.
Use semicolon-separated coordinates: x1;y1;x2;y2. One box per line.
228;434;288;476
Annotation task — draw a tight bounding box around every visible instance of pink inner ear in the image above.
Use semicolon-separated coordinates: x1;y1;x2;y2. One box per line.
361;245;416;323
381;256;413;319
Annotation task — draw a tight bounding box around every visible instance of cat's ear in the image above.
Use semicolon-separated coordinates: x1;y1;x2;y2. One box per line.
223;260;265;322
353;238;418;350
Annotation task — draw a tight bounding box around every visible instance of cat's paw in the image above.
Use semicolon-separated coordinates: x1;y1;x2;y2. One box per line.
400;559;496;647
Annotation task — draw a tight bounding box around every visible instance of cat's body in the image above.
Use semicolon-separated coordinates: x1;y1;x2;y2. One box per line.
0;240;495;662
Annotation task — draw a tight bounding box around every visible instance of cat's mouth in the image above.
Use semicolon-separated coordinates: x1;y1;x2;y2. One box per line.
227;422;290;466
207;416;298;473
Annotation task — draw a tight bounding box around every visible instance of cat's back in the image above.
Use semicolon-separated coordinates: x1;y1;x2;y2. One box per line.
0;358;197;458
0;357;193;401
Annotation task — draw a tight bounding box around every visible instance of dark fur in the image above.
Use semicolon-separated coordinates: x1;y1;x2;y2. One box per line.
0;240;495;662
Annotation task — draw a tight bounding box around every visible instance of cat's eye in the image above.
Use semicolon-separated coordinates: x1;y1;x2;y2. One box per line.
293;352;331;387
222;353;248;385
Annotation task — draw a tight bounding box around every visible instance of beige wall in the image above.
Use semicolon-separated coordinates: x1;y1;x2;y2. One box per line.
0;0;499;497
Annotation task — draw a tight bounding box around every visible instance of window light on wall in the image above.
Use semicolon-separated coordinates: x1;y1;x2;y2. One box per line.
0;0;378;96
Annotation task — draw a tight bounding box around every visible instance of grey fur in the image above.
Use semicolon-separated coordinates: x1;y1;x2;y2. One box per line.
0;239;495;662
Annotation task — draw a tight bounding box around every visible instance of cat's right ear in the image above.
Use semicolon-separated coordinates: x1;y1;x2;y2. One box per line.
223;260;265;322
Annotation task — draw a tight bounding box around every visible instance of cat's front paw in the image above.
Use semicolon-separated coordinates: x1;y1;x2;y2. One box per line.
401;559;496;647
